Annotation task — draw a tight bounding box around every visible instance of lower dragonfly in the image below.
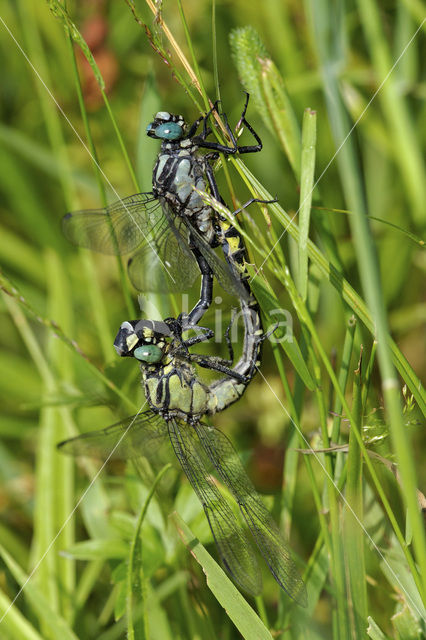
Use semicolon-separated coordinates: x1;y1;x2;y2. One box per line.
58;312;307;605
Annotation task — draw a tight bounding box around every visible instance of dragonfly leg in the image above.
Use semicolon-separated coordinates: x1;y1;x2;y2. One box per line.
204;161;276;221
185;113;205;138
204;160;224;202
233;92;263;154
184;312;249;383
185;99;221;140
195;99;238;152
231;197;277;217
194;93;263;155
181;328;215;348
193;102;239;154
263;321;279;341
163;317;214;358
199;100;221;140
189;353;248;383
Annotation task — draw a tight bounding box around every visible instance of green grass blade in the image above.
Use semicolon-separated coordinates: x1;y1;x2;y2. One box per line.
44;250;75;622
330;316;356;444
229;26;301;177
308;343;349;638
177;0;209;110
357;0;426;225
18;0;74;208
48;1;139;192
297;108;316;301
0;544;79;640
367;216;425;247
3;257;76;620
0;147;57;249
343;356;368;636
47;1;105;90
401;0;426;28
367;617;388;639
170;512;274;640
124;0;202;109
0;589;44;640
0;124;95;195
127;464;172;640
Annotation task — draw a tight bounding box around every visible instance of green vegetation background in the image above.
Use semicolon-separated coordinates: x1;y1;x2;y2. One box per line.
0;1;425;639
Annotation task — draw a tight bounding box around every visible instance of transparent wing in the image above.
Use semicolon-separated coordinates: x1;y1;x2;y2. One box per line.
125;201;249;295
63;192;250;298
57;411;168;461
127;212;200;292
167;418;262;596
62;193;163;255
193;422;307;606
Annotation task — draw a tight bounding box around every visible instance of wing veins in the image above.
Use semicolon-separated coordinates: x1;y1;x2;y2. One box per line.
194;423;307;606
57;411;168;461
167;419;261;595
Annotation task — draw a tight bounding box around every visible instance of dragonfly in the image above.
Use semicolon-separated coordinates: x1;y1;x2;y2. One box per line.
58;316;307;605
62;94;269;326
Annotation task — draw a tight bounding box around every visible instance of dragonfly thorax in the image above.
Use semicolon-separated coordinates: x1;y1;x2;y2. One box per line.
142;357;212;422
152;147;216;246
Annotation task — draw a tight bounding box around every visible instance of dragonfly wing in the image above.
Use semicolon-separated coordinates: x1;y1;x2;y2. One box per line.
57;411;168;461
127;213;200;292
167;418;262;596
62;193;162;255
194;422;307;606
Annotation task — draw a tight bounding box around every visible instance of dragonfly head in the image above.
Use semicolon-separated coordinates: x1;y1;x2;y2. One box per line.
146;112;186;141
114;319;172;363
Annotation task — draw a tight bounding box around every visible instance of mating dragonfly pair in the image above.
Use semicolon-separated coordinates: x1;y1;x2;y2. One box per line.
60;95;307;605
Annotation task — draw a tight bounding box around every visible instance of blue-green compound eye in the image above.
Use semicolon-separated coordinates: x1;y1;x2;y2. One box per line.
152;122;183;140
134;345;163;363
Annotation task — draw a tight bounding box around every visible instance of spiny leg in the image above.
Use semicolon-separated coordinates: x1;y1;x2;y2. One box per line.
233;92;263;154
192;100;240;154
181;328;215;348
231;197;277;217
195;93;263;155
188;353;248;383
164;316;215;359
185;310;248;383
185;112;205;138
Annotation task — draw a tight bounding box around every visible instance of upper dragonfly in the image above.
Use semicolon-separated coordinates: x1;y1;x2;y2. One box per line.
63;94;267;326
